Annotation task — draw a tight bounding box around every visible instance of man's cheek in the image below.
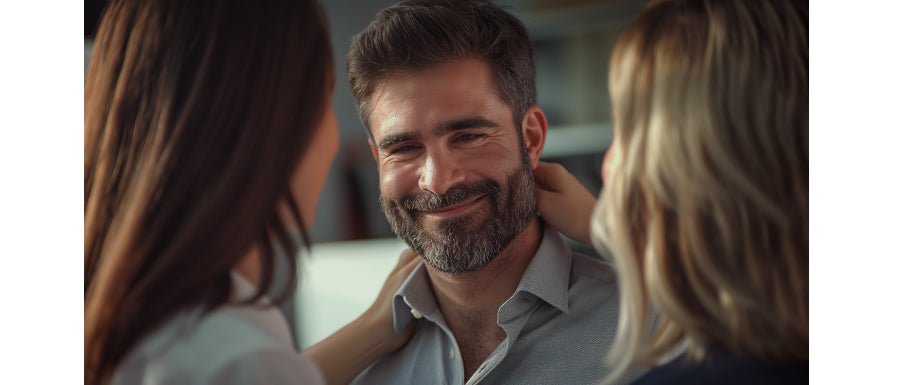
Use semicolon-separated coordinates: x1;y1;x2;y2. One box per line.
380;168;417;199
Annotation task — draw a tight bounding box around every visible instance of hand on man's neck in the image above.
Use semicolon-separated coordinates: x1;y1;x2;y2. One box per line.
425;217;544;380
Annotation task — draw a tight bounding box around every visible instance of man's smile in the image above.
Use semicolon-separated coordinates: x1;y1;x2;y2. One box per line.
421;194;487;221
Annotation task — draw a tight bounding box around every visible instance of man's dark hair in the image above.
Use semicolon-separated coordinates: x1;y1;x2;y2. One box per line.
346;0;536;140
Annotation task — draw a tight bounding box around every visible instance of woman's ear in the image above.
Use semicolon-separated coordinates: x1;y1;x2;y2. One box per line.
521;104;548;170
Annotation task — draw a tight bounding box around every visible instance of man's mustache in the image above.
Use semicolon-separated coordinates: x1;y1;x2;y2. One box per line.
393;179;500;212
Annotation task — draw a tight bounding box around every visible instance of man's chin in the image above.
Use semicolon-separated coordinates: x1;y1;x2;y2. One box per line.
413;226;471;247
418;247;496;276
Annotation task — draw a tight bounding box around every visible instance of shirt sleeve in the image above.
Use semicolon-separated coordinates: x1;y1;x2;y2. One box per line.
208;349;327;385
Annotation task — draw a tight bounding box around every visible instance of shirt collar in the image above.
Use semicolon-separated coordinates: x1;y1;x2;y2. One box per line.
392;263;441;334
514;224;571;314
390;223;573;334
230;270;259;301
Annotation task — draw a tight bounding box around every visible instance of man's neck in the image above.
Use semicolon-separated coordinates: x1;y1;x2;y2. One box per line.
426;217;543;379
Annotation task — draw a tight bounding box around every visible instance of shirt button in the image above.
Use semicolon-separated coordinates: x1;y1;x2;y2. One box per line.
450;348;455;359
410;308;422;319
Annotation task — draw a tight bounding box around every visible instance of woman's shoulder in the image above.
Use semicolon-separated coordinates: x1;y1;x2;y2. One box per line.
633;352;808;385
110;305;325;384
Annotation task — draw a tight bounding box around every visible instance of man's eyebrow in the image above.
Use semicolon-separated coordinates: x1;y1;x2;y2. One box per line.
435;117;499;136
376;132;419;151
376;118;499;150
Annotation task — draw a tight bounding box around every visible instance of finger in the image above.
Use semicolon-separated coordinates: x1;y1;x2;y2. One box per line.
401;255;422;272
533;161;558;180
535;160;558;169
535;186;559;201
393;249;422;277
395;248;418;266
535;186;547;204
533;163;561;191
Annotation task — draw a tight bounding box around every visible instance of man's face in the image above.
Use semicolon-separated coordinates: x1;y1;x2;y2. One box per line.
368;59;538;275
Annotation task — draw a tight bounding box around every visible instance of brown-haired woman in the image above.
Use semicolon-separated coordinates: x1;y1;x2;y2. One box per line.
535;0;807;383
84;0;418;384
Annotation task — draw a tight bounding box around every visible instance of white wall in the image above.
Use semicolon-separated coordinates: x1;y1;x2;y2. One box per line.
294;237;409;347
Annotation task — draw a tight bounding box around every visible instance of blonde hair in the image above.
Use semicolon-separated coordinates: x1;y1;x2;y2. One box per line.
592;0;808;381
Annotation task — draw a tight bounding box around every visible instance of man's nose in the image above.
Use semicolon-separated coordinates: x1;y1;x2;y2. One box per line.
417;149;465;195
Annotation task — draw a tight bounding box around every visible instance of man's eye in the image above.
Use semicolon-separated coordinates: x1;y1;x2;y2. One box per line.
391;145;420;154
456;133;483;142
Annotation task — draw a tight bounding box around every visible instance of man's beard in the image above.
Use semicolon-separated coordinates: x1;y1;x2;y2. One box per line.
380;161;537;275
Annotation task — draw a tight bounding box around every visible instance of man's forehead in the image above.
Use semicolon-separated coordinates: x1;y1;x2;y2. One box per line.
367;62;506;139
369;100;506;145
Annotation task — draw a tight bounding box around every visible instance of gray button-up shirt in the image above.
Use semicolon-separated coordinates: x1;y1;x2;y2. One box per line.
351;225;643;385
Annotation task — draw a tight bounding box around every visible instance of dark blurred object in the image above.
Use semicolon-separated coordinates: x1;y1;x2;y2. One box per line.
85;0;110;38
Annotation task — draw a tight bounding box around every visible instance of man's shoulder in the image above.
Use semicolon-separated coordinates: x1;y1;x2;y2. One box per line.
562;251;621;315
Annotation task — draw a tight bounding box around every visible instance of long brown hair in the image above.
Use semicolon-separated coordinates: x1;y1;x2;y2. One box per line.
592;0;808;381
84;0;332;383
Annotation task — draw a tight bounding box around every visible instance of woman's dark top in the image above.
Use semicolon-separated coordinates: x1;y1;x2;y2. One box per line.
632;352;808;385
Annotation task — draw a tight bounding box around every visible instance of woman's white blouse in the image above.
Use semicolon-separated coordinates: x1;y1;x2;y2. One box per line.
110;272;325;385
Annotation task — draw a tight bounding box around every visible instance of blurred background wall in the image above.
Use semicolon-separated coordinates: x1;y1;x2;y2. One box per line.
85;0;648;348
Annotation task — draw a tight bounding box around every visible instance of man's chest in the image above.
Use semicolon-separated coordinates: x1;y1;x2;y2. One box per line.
451;324;507;381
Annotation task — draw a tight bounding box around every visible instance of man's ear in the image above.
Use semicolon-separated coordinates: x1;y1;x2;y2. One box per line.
369;138;379;162
521;104;548;170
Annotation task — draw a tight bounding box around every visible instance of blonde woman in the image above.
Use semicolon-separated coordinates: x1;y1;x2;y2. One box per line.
535;0;807;383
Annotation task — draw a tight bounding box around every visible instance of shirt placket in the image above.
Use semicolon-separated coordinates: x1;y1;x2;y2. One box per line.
404;296;466;385
465;294;540;385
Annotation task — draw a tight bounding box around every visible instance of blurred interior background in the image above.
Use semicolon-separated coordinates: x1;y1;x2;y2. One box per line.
85;0;648;349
